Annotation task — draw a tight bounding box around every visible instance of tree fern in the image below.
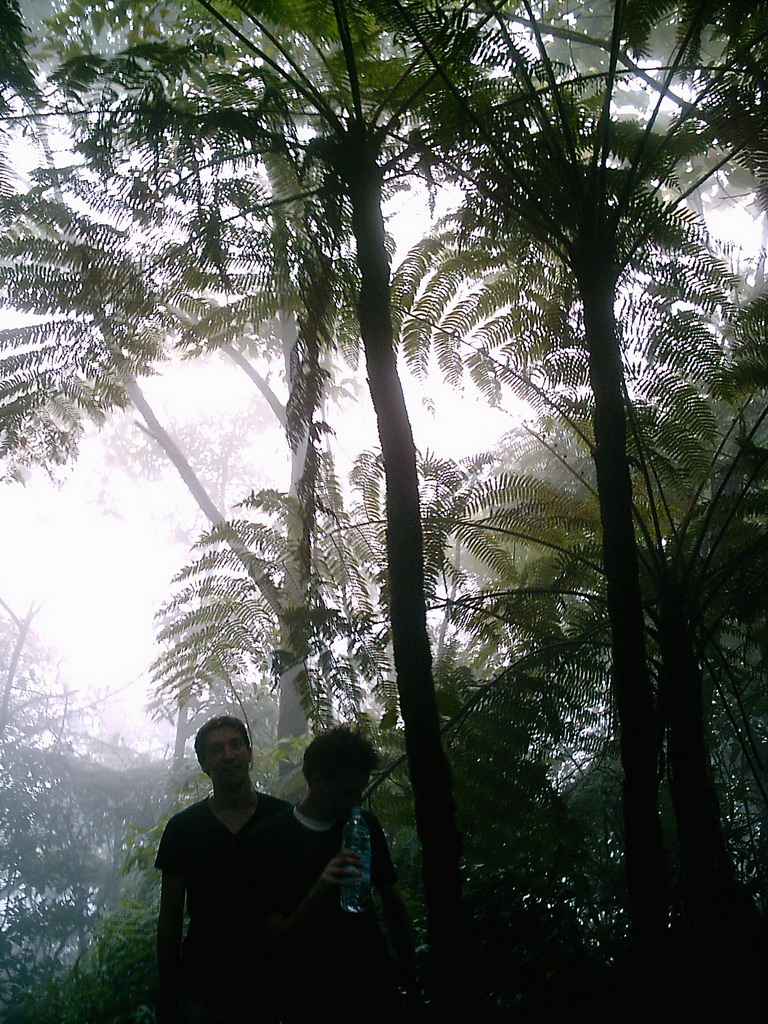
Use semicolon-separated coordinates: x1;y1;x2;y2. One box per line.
153;450;392;725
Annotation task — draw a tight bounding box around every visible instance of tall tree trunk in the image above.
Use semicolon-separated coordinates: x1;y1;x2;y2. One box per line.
658;599;761;964
341;128;471;1014
173;701;189;765
222;331;314;737
127;376;307;737
575;246;668;951
279;310;319;734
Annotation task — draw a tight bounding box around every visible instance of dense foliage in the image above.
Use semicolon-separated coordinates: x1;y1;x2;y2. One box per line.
1;0;767;1018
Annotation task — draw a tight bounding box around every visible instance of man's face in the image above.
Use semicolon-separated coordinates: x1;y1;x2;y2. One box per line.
200;726;252;789
310;770;370;821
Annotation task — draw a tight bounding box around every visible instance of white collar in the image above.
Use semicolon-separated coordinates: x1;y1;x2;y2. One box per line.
293;807;335;831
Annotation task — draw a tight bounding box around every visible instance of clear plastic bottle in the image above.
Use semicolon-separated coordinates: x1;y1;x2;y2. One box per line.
340;805;371;912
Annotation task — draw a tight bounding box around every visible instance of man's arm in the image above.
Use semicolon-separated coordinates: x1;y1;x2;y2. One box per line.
157;871;186;1024
379;882;418;991
262;851;361;946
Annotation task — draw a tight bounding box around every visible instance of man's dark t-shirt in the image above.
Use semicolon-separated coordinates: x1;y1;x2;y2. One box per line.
155;793;290;1005
249;808;399;1021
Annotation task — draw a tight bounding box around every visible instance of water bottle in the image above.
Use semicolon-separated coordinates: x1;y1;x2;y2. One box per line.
340;805;371;912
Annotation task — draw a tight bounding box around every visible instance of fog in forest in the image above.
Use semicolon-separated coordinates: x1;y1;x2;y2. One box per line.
2;327;505;750
2;0;766;1019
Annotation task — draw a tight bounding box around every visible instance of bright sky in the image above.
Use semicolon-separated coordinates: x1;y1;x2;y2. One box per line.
1;128;762;755
0;301;512;752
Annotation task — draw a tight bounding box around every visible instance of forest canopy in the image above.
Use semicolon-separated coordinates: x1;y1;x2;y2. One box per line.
1;0;767;1018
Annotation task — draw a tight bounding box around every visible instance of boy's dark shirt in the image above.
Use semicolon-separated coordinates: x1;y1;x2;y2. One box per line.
249;808;399;1021
155;793;289;1004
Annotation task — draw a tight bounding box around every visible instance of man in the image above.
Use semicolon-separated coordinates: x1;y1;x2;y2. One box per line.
155;715;290;1024
249;727;416;1023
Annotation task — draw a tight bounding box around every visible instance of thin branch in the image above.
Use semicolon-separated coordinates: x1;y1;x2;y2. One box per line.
218;187;325;226
613;0;714;224
0;604;38;739
675;393;754;549
367;624;609;794
592;0;626;232
488;0;579;192
195;0;344;130
381;0;539;197
624;143;747;269
621;378;676;569
465;520;604;576
701;645;767;804
330;0;364;126
500;14;698;114
221;342;287;428
0;597;22;630
376;62;440;133
696;550;768;631
518;420;598;499
447;586;606;607
402;309;594;450
684;399;768;589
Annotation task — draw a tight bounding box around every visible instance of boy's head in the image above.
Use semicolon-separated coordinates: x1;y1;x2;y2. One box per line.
194;715;251;769
302;727;379;818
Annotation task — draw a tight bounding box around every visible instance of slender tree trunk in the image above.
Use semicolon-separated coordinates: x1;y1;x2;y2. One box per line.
658;599;761;963
128;376;307;736
341;128;471;1014
575;246;668;951
224;330;314;738
173;701;189;765
278;310;318;734
127;380;226;527
0;603;35;738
